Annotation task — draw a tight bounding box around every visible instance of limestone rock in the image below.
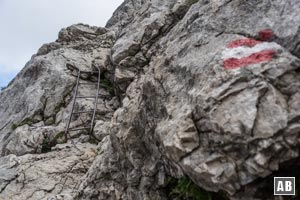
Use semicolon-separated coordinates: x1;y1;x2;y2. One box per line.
0;23;116;156
1;0;300;200
0;143;97;200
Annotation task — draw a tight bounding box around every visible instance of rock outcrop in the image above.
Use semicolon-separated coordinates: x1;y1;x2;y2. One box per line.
0;143;97;200
1;0;300;200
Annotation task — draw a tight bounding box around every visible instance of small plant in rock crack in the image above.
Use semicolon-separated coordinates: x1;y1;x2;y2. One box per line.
41;135;57;153
101;78;115;96
166;177;212;200
187;0;199;5
89;137;99;144
11;123;18;130
54;131;66;143
41;131;67;153
11;117;39;131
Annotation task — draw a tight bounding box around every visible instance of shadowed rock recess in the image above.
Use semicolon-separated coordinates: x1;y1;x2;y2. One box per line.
1;0;300;199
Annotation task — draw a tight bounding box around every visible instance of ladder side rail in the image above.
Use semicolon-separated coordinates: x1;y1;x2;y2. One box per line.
90;68;101;135
65;70;81;140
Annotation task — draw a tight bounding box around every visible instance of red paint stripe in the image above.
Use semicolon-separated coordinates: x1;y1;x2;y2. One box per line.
223;49;276;69
259;29;274;41
227;38;261;48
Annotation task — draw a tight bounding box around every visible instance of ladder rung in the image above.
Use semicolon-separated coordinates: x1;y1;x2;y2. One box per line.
76;96;97;99
76;95;110;99
79;82;98;85
80;71;99;74
68;127;90;131
72;110;95;114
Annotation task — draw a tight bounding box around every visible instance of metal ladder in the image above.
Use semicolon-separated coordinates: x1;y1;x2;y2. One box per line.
64;67;101;141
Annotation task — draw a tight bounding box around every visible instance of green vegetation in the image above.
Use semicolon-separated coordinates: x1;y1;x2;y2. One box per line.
167;177;212;200
11;113;44;131
101;78;115;96
41;135;56;153
97;149;104;155
11;117;42;131
11;123;18;130
89;137;99;144
19;117;38;127
12;118;34;130
54;131;65;142
187;0;199;5
41;132;65;153
45;117;55;126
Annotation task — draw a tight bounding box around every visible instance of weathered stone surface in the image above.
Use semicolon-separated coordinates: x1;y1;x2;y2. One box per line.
78;0;300;199
0;143;97;200
1;0;300;200
93;120;111;141
110;0;197;93
157;107;199;162
0;23;118;199
3;123;61;155
0;23;116;156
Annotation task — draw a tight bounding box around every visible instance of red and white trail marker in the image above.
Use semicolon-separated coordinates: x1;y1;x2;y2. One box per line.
222;30;280;70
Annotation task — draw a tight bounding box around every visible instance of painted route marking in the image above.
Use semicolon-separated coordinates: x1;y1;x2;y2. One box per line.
259;29;274;41
222;29;280;70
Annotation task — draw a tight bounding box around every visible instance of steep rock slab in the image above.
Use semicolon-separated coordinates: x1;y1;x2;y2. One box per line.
151;0;300;198
110;0;198;93
78;0;300;199
75;78;174;200
0;143;97;200
0;24;115;156
1;0;300;200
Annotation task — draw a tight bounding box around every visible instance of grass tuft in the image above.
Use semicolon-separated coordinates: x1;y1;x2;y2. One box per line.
11;123;18;130
101;78;115;96
167;177;212;200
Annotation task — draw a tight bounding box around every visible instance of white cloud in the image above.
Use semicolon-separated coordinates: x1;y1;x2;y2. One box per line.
0;0;123;84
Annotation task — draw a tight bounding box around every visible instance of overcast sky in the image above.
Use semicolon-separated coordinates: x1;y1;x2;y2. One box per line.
0;0;123;87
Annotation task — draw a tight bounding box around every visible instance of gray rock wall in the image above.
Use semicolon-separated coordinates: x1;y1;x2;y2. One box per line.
1;0;300;199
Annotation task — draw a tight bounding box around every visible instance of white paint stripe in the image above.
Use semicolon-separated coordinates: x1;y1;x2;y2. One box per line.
221;42;281;60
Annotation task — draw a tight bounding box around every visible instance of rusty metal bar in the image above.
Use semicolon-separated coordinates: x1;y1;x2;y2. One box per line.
64;65;101;140
90;67;101;135
80;70;99;74
79;82;98;85
68;127;90;131
72;110;95;114
65;70;81;140
76;96;99;99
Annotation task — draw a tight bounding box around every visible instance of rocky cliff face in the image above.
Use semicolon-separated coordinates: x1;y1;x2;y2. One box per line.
1;0;300;200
